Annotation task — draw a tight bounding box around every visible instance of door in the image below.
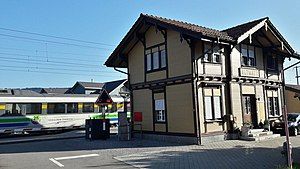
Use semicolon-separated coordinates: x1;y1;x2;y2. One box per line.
242;95;258;127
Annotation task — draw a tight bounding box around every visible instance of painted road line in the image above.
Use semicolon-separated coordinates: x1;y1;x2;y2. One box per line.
54;153;99;160
49;158;64;167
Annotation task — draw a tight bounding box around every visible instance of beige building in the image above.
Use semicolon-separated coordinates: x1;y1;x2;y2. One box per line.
105;14;298;144
285;84;300;113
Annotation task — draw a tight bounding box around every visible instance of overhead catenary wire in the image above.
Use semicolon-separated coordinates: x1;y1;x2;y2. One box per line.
0;50;105;63
0;58;106;69
0;53;101;67
0;64;118;74
0;68;123;77
0;27;115;47
0;46;103;58
0;33;112;50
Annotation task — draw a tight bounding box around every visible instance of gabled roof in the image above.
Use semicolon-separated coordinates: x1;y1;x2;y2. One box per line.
76;81;104;89
143;14;234;42
222;17;268;39
40;88;69;94
105;14;297;68
103;79;126;93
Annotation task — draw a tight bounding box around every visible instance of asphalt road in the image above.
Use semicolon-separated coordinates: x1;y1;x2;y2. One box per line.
1;134;300;169
0;135;177;169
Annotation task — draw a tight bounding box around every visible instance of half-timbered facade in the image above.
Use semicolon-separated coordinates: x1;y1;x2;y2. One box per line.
105;14;299;144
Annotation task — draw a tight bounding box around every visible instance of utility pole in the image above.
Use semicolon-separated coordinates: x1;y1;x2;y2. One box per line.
295;66;299;85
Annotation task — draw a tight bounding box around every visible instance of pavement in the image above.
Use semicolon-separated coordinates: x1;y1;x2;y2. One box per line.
0;131;299;169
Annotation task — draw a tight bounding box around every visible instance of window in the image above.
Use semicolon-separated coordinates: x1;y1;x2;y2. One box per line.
83;103;94;113
145;44;167;72
241;45;255;67
203;43;221;63
268;97;279;116
47;103;65;114
243;96;252;115
19;104;42;115
155;99;165;122
204;88;222;120
67;103;78;113
267;55;278;71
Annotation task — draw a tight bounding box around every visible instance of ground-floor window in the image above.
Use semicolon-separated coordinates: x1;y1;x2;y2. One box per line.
155;99;165;122
268;97;279;116
204;88;222;120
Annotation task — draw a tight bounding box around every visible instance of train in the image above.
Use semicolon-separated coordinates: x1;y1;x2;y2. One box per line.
0;92;130;134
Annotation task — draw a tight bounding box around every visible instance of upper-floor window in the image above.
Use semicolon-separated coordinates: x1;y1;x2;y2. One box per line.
203;43;221;63
146;44;166;72
267;55;278;71
241;44;255;67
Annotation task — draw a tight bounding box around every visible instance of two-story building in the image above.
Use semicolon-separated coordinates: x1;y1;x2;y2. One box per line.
105;14;299;144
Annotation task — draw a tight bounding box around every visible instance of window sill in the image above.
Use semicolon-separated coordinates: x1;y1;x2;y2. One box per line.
154;121;166;124
241;66;257;69
202;61;222;65
146;67;167;73
204;119;223;123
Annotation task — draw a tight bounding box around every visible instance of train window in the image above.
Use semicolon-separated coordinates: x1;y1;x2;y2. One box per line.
16;104;42;115
48;103;65;114
67;103;78;113
83;103;94;113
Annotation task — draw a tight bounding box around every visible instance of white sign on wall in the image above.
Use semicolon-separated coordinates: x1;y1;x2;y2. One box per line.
155;100;165;110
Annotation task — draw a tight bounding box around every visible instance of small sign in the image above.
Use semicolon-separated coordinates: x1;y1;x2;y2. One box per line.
134;112;142;122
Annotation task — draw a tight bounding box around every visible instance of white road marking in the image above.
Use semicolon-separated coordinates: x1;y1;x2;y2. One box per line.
49;154;100;167
49;158;64;167
54;153;99;160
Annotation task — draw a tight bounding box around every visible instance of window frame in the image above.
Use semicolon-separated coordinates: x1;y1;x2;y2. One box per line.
203;88;223;121
241;44;256;67
202;43;222;64
145;43;167;73
267;55;278;71
154;98;166;123
268;96;279;117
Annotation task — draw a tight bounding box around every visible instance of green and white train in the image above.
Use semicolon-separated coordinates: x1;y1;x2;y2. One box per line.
0;94;130;134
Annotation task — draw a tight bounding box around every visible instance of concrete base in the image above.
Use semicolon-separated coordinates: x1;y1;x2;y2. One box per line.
137;133;198;145
202;134;226;144
137;133;229;145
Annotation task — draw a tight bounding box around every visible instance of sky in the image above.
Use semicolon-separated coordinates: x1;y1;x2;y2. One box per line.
0;0;299;88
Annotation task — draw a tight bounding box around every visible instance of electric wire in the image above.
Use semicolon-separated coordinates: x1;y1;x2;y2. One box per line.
0;68;123;77
0;27;115;47
0;33;112;50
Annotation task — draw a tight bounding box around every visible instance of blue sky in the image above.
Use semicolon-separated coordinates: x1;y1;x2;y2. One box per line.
0;0;299;88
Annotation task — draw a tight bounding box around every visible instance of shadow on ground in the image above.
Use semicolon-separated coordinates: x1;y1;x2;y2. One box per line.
114;146;300;169
0;135;181;154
